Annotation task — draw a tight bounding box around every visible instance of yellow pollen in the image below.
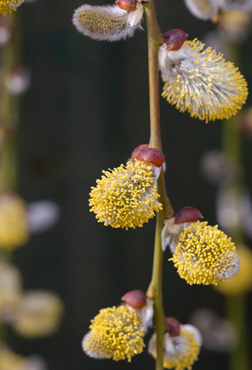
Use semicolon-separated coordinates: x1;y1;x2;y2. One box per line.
75;7;127;34
169;221;239;285
89;160;162;229
83;305;145;362
0;0;24;15
148;326;200;370
160;39;248;122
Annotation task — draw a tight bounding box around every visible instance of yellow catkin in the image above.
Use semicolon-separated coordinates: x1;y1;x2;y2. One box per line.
148;326;200;370
75;8;127;34
169;221;240;285
0;260;22;312
0;349;27;370
159;39;248;122
0;194;29;250
89;160;162;229
72;4;143;41
13;291;64;338
0;0;24;16
83;305;145;362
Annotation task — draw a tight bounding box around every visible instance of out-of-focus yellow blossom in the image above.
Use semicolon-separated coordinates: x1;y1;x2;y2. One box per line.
0;348;28;370
0;193;29;250
215;245;252;295
89;160;162;229
0;0;25;16
82;305;145;361
0;260;22;315
221;10;251;41
169;221;240;285
158;39;248;122
148;324;201;370
13;291;64;338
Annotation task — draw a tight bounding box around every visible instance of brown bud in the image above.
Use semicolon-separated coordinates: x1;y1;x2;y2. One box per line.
165;317;181;337
239;109;252;136
162;29;188;51
5;122;19;138
121;290;147;309
131;144;149;162
136;148;165;168
174;206;203;225
115;0;136;11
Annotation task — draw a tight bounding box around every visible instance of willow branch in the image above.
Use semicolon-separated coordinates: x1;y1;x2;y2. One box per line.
144;1;175;369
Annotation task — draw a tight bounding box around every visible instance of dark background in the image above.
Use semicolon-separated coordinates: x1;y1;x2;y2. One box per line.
9;0;252;369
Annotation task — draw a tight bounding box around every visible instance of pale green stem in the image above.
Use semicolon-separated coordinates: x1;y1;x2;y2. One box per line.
144;0;162;152
0;12;20;192
222;40;250;370
0;12;21;343
226;295;249;370
144;2;175;369
146;180;165;370
144;0;175;219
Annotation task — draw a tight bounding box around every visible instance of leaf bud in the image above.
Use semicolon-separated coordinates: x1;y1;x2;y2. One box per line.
131;144;149;162
174;206;203;225
161;29;188;51
115;0;136;11
136;148;165;168
165;317;181;337
121;289;147;309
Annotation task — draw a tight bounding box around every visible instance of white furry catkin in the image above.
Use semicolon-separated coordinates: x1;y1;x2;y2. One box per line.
72;3;143;41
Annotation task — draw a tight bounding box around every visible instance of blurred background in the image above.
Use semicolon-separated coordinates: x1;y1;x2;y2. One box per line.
0;0;252;369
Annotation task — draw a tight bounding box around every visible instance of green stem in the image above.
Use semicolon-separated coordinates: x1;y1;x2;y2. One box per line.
222;116;241;166
144;2;175;369
0;135;18;192
0;12;21;192
146;186;166;370
226;295;250;370
144;0;162;151
221;40;250;370
144;0;175;219
0;11;21;343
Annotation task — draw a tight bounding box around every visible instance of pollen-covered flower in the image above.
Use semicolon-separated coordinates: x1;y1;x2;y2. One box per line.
161;207;203;252
72;2;143;42
169;221;240;285
82;305;145;361
184;0;219;20
158;35;248;122
148;323;201;370
0;192;29;250
0;0;25;16
89;160;162;229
